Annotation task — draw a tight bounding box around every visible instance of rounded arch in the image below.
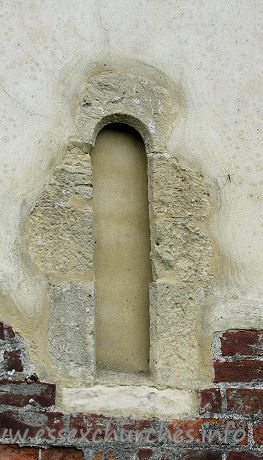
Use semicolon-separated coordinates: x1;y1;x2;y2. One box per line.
92;114;151;153
73;65;182;154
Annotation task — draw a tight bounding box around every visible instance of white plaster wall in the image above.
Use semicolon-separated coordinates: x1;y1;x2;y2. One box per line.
0;0;262;332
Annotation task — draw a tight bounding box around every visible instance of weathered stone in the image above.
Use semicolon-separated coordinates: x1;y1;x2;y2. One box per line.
148;154;212;220
62;384;193;419
36;147;93;207
150;281;202;389
48;280;95;385
151;218;212;281
74;69;181;153
25;67;214;408
28;206;93;273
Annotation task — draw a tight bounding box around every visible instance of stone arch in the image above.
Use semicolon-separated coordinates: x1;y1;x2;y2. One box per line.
26;64;214;395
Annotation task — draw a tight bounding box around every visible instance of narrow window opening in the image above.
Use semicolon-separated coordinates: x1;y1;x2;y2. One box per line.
91;123;152;374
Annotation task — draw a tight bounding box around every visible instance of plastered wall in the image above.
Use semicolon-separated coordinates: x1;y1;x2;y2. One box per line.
0;0;262;417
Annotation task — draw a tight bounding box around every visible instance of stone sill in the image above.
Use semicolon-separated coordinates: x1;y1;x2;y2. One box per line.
61;385;195;419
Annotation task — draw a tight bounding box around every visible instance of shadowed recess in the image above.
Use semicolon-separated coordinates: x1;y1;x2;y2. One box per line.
91;123;152;374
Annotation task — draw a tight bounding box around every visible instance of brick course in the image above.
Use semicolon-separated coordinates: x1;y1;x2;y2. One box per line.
3;350;23;373
41;447;84;459
0;323;261;459
226;388;263;414
181;451;222;459
200;388;222;414
0;444;39;459
253;422;263;445
221;331;263;357
0;381;55;408
214;359;263;383
227;453;263;459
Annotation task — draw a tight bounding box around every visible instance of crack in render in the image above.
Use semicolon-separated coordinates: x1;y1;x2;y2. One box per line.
97;0;110;53
0;81;44;118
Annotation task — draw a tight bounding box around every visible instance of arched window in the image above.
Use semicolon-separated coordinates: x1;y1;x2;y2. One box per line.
27;66;213;417
91;124;152;374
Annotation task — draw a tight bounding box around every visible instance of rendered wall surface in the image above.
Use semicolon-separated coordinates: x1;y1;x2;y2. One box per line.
0;0;262;419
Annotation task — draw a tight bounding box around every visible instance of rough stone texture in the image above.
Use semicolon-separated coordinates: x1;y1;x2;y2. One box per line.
0;0;262;421
26;144;96;386
74;69;181;153
48;280;95;386
24;65;215;400
0;0;262;394
148;153;213;282
27;146;93;275
62;385;193;419
150;282;203;389
147;152;214;389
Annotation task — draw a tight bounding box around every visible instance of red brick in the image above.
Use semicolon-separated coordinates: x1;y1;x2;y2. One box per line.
0;410;64;439
122;419;156;432
221;331;263;357
226;388;263;414
137;448;154;459
0;323;16;341
41;447;84;459
0;381;55;408
182;450;222;459
214;360;263;382
253;422;263;445
69;414;156;444
3;350;23;373
0;444;39;459
92;454;103;460
69;413;118;441
200;389;222;414
122;418;158;442
168;419;248;445
227;453;262;459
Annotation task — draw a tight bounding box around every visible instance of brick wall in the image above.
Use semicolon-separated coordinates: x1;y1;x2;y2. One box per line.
0;323;262;459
